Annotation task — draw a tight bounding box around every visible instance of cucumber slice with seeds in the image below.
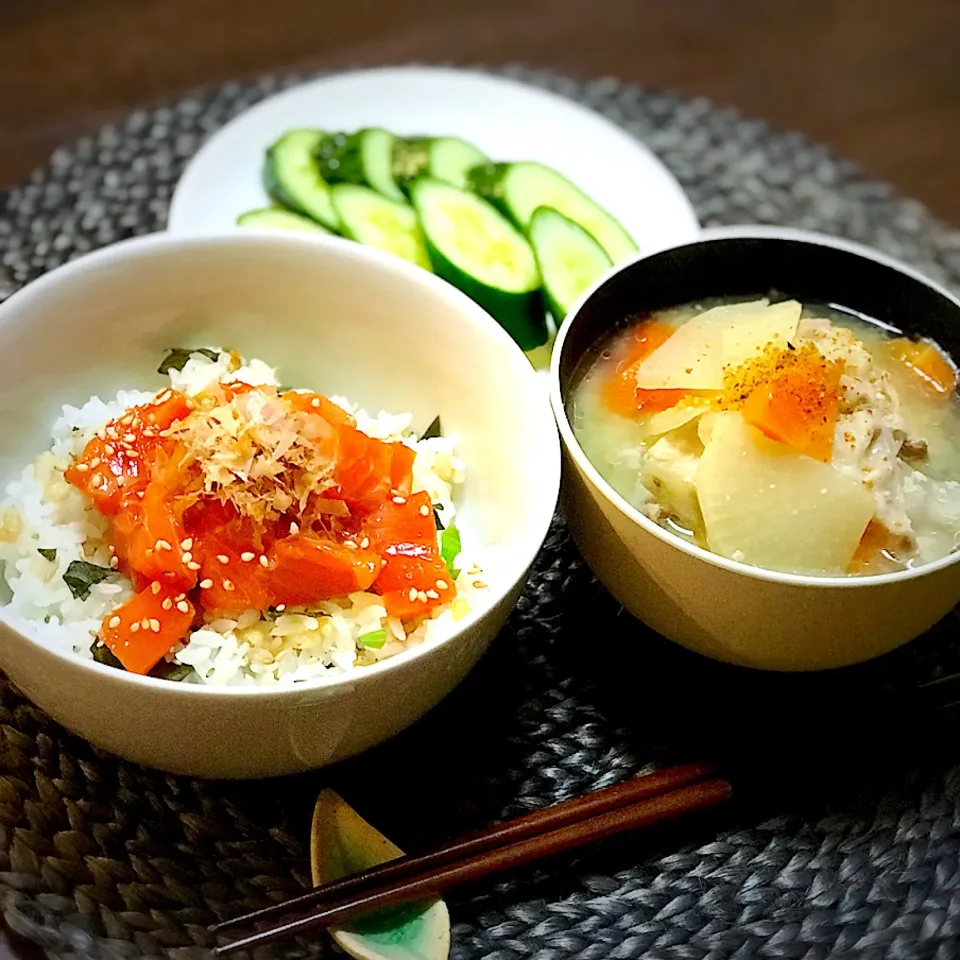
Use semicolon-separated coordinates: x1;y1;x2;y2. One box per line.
411;177;546;350
468;161;637;263
331;184;432;271
236;208;334;233
263;129;340;230
393;137;490;193
529;206;612;323
316;128;406;202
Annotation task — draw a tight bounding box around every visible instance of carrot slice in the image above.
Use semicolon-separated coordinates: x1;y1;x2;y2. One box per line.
600;320;690;417
100;583;195;675
741;352;843;462
887;337;958;398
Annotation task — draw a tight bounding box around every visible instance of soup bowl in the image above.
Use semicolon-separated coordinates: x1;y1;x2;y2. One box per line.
550;225;960;671
0;231;560;777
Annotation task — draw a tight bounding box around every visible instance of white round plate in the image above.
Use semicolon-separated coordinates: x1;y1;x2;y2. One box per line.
168;66;700;251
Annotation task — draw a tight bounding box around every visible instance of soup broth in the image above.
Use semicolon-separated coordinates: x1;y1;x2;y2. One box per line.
569;297;960;576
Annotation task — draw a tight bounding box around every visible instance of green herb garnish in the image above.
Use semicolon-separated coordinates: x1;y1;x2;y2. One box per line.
157;347;219;375
440;525;461;579
38;548;57;562
359;628;387;649
419;416;442;440
64;560;113;600
91;640;123;669
150;660;193;682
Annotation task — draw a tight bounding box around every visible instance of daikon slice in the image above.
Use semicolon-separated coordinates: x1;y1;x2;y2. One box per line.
695;412;874;574
634;300;770;390
720;300;802;372
637;402;709;439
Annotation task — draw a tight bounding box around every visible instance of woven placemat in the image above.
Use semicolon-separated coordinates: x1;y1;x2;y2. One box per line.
2;66;960;960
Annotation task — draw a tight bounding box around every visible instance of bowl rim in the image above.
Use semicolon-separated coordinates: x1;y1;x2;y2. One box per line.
549;224;960;590
0;229;561;697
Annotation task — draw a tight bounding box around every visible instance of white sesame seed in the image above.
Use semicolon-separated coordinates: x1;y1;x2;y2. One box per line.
435;579;448;590
289;521;299;535
123;433;136;443
155;539;172;552
392;496;407;505
240;551;255;562
140;618;151;629
417;591;429;603
217;554;230;564
343;540;357;550
176;601;190;614
161;598;173;611
408;588;418;602
104;444;116;455
259;555;269;568
108;616;121;629
109;556;119;569
149;619;161;633
130;622;140;633
181;551;193;563
91;475;103;489
199;579;213;589
74;463;90;473
360;537;370;549
90;457;101;468
311;397;320;408
275;604;286;612
175;593;185;602
223;579;235;592
419;505;430;516
472;580;487;589
180;538;193;550
426;589;439;599
187;561;201;571
151;581;161;595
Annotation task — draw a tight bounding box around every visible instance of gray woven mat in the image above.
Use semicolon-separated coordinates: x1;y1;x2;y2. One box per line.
2;66;960;960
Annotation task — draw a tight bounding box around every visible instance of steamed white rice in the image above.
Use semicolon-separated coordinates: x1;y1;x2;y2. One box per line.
0;352;490;686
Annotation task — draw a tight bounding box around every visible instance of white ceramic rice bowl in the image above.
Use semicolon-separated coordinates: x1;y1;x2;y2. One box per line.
0;232;560;777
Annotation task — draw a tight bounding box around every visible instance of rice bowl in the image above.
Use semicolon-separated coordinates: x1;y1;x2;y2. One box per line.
0;231;559;776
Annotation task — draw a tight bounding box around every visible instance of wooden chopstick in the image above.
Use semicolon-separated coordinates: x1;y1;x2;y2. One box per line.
213;773;732;955
214;761;716;935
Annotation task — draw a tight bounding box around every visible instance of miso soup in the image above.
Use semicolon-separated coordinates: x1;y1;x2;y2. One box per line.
569;297;960;576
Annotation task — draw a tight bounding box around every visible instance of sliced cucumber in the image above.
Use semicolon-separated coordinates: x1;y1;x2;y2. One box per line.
316;128;406;202
263;129;339;230
236;208;334;233
411;177;546;350
529;207;612;323
393;137;490;193
331;184;432;271
468;161;637;263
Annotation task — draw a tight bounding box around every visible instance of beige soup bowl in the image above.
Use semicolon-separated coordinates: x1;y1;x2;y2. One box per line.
549;226;960;671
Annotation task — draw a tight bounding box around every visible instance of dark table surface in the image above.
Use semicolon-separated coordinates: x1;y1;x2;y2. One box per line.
0;1;959;956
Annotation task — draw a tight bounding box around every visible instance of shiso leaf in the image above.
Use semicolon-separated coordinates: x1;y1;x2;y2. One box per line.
90;640;123;668
419;416;442;440
439;525;461;579
150;661;193;682
38;548;57;562
64;560;113;600
311;789;450;960
157;347;219;375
